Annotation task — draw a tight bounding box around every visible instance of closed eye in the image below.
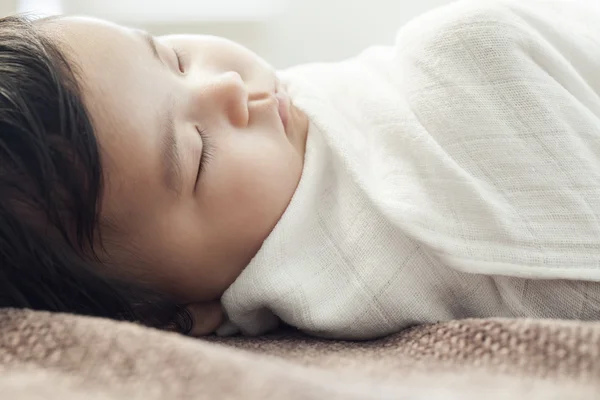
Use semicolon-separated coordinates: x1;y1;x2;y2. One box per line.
194;128;213;192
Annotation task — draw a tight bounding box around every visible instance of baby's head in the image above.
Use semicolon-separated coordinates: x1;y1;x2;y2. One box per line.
0;14;308;333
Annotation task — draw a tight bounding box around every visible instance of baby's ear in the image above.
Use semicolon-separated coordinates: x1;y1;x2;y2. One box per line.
183;301;224;336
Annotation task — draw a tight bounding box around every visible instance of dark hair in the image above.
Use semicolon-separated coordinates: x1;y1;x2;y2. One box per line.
0;14;191;332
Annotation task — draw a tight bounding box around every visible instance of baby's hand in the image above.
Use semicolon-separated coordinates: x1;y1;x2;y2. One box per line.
183;301;224;336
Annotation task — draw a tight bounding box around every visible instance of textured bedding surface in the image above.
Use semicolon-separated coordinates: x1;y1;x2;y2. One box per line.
1;309;599;399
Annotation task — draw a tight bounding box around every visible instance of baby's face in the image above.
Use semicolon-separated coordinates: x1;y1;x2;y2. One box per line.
44;17;308;305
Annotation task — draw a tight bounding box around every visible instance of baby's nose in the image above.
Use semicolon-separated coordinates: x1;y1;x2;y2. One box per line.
199;71;249;128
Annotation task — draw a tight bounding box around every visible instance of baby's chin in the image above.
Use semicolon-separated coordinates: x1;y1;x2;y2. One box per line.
288;101;310;158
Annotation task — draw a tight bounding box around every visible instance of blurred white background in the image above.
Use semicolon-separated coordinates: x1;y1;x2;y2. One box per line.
2;0;453;68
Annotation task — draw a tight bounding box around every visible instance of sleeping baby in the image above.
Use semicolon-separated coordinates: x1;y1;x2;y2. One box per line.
2;0;600;340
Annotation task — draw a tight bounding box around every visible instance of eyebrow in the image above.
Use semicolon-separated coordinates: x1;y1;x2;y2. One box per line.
161;98;182;195
136;30;181;194
139;30;162;63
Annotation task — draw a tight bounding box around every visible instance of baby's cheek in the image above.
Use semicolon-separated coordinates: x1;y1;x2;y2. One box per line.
236;159;297;225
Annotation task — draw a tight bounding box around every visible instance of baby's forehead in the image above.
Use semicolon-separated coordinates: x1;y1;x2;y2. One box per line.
41;16;123;42
40;18;137;116
43;17;142;84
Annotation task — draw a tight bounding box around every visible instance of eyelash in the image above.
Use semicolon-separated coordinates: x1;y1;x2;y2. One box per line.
195;128;214;190
173;47;186;73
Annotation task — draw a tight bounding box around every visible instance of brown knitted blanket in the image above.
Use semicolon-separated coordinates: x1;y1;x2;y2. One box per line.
1;308;599;399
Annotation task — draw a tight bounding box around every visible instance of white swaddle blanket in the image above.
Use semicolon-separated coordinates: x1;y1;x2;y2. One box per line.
221;0;600;339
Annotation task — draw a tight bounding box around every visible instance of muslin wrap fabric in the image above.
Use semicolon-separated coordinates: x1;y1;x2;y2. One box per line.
222;0;600;339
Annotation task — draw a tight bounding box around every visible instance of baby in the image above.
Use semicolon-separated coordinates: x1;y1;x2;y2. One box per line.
2;0;600;340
